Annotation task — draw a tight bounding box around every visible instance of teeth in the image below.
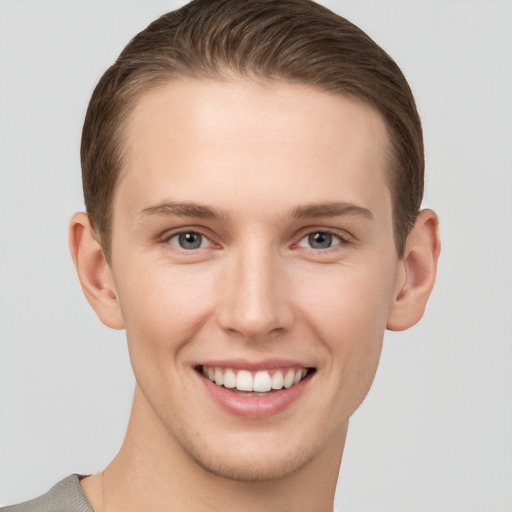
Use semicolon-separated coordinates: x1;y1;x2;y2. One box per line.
223;369;236;389
283;370;295;389
214;368;223;386
253;371;272;392
236;370;253;391
271;371;283;390
202;366;310;393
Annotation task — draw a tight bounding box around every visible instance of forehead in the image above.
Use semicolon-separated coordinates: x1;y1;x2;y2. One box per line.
117;78;391;220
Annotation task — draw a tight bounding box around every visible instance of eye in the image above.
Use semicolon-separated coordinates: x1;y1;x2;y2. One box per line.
168;231;209;250
297;231;343;250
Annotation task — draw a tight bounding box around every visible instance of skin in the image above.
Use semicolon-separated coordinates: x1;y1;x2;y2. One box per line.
70;78;440;512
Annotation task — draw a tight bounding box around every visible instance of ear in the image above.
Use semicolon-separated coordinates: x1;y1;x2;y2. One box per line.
68;212;124;330
386;209;441;331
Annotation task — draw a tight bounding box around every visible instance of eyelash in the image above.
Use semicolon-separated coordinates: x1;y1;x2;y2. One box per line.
163;229;216;252
295;229;349;251
161;227;351;252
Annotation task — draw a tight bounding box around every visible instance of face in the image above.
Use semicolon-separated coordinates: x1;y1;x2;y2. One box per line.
108;78;402;481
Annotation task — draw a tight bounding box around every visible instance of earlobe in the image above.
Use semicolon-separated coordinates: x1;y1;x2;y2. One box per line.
386;209;441;331
68;212;125;330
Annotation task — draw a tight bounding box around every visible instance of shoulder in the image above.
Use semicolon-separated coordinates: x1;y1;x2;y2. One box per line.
0;475;93;512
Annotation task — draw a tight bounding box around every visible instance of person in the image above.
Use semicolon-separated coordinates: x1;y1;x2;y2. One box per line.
1;0;440;510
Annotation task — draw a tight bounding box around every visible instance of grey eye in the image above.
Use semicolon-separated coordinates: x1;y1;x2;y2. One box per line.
169;232;205;250
307;232;333;249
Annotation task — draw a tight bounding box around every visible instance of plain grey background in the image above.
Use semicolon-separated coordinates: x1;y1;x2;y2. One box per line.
0;1;511;510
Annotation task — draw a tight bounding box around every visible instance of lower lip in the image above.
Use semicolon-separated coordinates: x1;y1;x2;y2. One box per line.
198;371;313;418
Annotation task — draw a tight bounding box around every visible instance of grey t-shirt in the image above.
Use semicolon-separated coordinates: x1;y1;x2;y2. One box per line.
0;475;92;512
1;475;341;511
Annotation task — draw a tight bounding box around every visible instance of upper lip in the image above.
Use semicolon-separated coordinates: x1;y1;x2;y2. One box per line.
196;358;313;371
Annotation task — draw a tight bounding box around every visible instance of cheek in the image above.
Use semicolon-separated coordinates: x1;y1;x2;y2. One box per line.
114;260;217;373
296;260;395;375
298;266;392;420
300;259;394;327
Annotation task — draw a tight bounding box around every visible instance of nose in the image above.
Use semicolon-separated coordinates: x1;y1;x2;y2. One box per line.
217;245;294;340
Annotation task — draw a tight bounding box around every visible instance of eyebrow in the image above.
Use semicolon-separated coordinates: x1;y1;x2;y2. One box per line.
137;200;373;222
291;201;373;220
138;201;230;221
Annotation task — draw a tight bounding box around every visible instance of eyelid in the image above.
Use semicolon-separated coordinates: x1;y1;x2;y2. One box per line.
292;226;354;248
157;225;354;252
160;227;220;250
296;233;342;251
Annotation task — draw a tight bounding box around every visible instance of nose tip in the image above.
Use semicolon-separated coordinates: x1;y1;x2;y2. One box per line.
228;299;286;339
217;254;293;340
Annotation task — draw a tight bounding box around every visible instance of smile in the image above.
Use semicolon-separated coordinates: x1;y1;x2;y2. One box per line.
195;361;316;418
200;366;310;394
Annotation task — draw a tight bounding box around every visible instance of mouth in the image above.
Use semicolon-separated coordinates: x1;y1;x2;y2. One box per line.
194;359;317;417
197;365;314;395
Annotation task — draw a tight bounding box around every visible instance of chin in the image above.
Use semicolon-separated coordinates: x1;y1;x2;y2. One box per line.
171;423;333;483
187;442;315;482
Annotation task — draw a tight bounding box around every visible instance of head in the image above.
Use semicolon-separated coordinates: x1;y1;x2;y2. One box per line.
70;0;439;487
81;0;423;262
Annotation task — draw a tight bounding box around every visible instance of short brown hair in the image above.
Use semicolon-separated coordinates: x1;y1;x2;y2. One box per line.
81;0;423;260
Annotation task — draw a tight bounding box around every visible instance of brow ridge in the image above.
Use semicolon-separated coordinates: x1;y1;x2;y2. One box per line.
291;201;373;220
138;200;373;222
138;201;230;221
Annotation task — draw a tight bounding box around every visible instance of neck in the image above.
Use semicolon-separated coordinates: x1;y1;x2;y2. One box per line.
97;386;346;512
